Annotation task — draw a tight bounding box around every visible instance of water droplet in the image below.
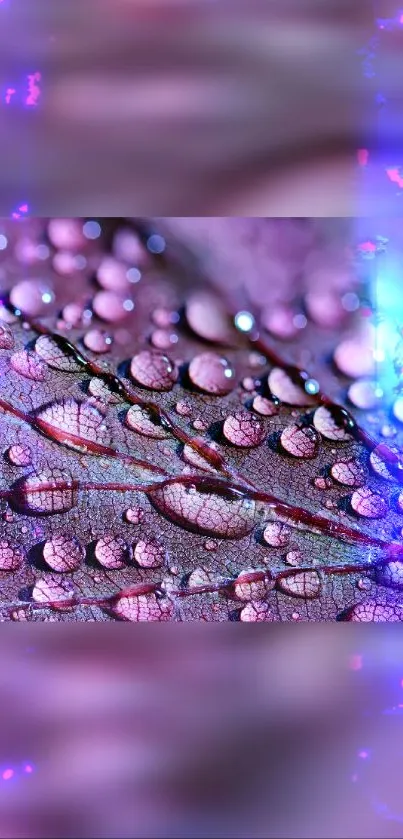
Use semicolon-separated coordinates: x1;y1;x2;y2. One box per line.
268;367;316;407
285;550;303;566
234;569;274;601
188;352;235;395
10;350;48;382
278;571;321;598
125;404;169;439
375;561;403;589
348;380;382;410
95;534;131;569
334;330;375;378
241;377;256;392
239;601;275;621
331;458;367;487
96;256;129;291
0;324;14;350
10;279;54;317
351;487;388;519
343;601;403;622
43;535;84;572
182;441;219;473
7;445;32;467
32;576;75;604
314;476;331;489
262;304;298;340
0;540;24;571
35;399;110;452
148;481;256;539
252;395;278;417
357;576;372;591
124;507;144;525
11;469;77;515
263;521;291;547
313;405;352;442
83;329;112;354
150;329;178;349
381;424;397;439
112;592;173;622
223;411;266;448
92;291;129;323
152;308;177;328
280;424;319;458
370;445;400;481
186;292;234;344
35;335;83;372
47;218;84;250
130;350;178;391
175;400;192;417
204;538;218;551
134;538;166;569
187;566;216;587
88;377;120;405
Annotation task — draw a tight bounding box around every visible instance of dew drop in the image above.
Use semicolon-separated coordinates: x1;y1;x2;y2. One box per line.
130;350;178;391
47;218;84;250
148;481;256;539
10;279;54;317
262;304;298;340
182;441;219;473
268;367;316;407
0;324;14;350
150;329;178;349
88;377;120;405
350;487;388;519
124;507;144;525
92;291;129;323
263;521;291;547
278;570;321;598
83;329;112;354
333;331;375;379
187;566;217;587
331;458;368;487
96;256;129;291
125;404;169;439
357;577;372;591
280;424;319;458
223;411;266;448
242;377;256;392
35;399;110;452
175;400;192;417
343;601;403;622
10;350;48;382
204;538;218;551
134;538;166;569
188;352;235;395
252;395;278;417
7;444;32;467
43;535;84;572
35;335;83;372
375;561;403;590
348;380;382;411
239;601;276;622
186;292;234;344
370;445;400;481
0;540;24;571
11;469;78;515
285;550;303;567
112;592;173;622
234;569;274;601
313;405;353;442
95;534;131;569
32;576;75;604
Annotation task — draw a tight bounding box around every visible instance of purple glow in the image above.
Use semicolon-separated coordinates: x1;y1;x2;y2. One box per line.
5;87;16;105
25;72;41;107
23;764;34;774
2;769;14;780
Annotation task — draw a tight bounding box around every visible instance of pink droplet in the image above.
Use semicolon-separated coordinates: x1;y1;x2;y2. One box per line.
280;424;319;459
240;601;275;622
334;330;375;379
125;404;169;438
96;256;130;291
0;324;14;350
47;218;84;250
262;304;298;340
234;569;274;601
130;350;177;391
124;507;144;525
95;534;131;569
149;481;256;539
252;395;278;417
10;279;54;317
113;592;173;622
348;380;381;411
43;535;84;572
186;292;234;344
313;406;352;442
268;367;316;407
188;352;235;395
345;601;403;622
223;410;266;448
331;458;367;487
92;290;130;323
10;349;48;382
263;521;290;547
278;571;321;599
150;329;178;349
350;487;388;519
0;540;24;571
83;329;112;354
134;538;166;569
7;445;32;467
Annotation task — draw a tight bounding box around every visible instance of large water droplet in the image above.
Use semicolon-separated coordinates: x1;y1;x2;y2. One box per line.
148;480;256;539
11;470;78;515
10;350;48;382
186;292;234;344
32;576;75;604
343;601;403;622
0;324;14;350
35;399;110;452
7;444;32;467
223;411;266;448
234;569;274;601
280;424;319;458
134;538;166;569
188;352;235;395
263;521;290;547
0;540;24;571
278;571;321;598
96;256;130;291
88;377;121;405
95;534;131;569
268;367;316;407
313;405;352;442
43;535;84;572
35;335;83;372
125;404;169;439
370;445;400;482
112;592;173;622
130;350;178;391
351;487;388;519
10;278;54;317
348;379;382;411
239;601;275;621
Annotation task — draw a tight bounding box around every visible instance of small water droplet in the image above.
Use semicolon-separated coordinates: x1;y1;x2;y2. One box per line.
175;400;192;417
204;538;218;551
148;481;256;539
96;256;129;291
239;601;275;621
285;550;303;567
351;487;388;519
331;458;367;487
134;538;166;569
95;534;131;569
357;577;372;591
252;395;278;417
280;424;319;458
182;441;219;473
278;570;321;598
313;405;353;442
343;601;403;622
241;377;256;392
186;292;234;344
263;521;291;547
83;329;112;354
7;444;32;467
334;329;375;378
10;349;48;382
32;576;75;604
112;592;173;622
268;367;316;407
130;350;178;392
43;535;84;572
0;540;24;571
125;404;169;439
348;380;382;410
188;352;235;396
234;569;274;601
92;291;129;323
223;411;266;448
150;329;178;349
124;506;144;525
0;324;14;350
381;424;397;439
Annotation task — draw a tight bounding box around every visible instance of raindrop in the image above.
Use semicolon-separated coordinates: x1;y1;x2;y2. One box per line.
252;395;278;417
285;550;303;566
88;377;120;405
331;458;367;487
148;480;256;539
375;561;403;590
182;441;219;473
268;367;316;407
343;601;403;622
7;445;32;467
204;538;218;551
188;352;235;395
47;218;84;250
11;469;78;515
0;540;24;571
112;592;173;622
0;324;14;350
92;291;129;323
10;279;54;317
83;329;112;354
175;400;192;417
150;329;178;350
32;576;75;604
278;570;321;598
10;350;48;382
333;330;375;378
43;535;84;572
370;445;400;481
35;335;83;372
263;521;291;547
95;534;131;569
125;404;169;439
239;601;276;621
280;424;319;459
96;256;129;291
241;377;255;392
348;380;382;411
223;411;266;448
262;304;298;340
351;487;388;519
130;350;178;391
124;507;144;524
186;292;234;344
35;399;110;452
234;569;274;601
134;538;166;569
313;405;353;442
